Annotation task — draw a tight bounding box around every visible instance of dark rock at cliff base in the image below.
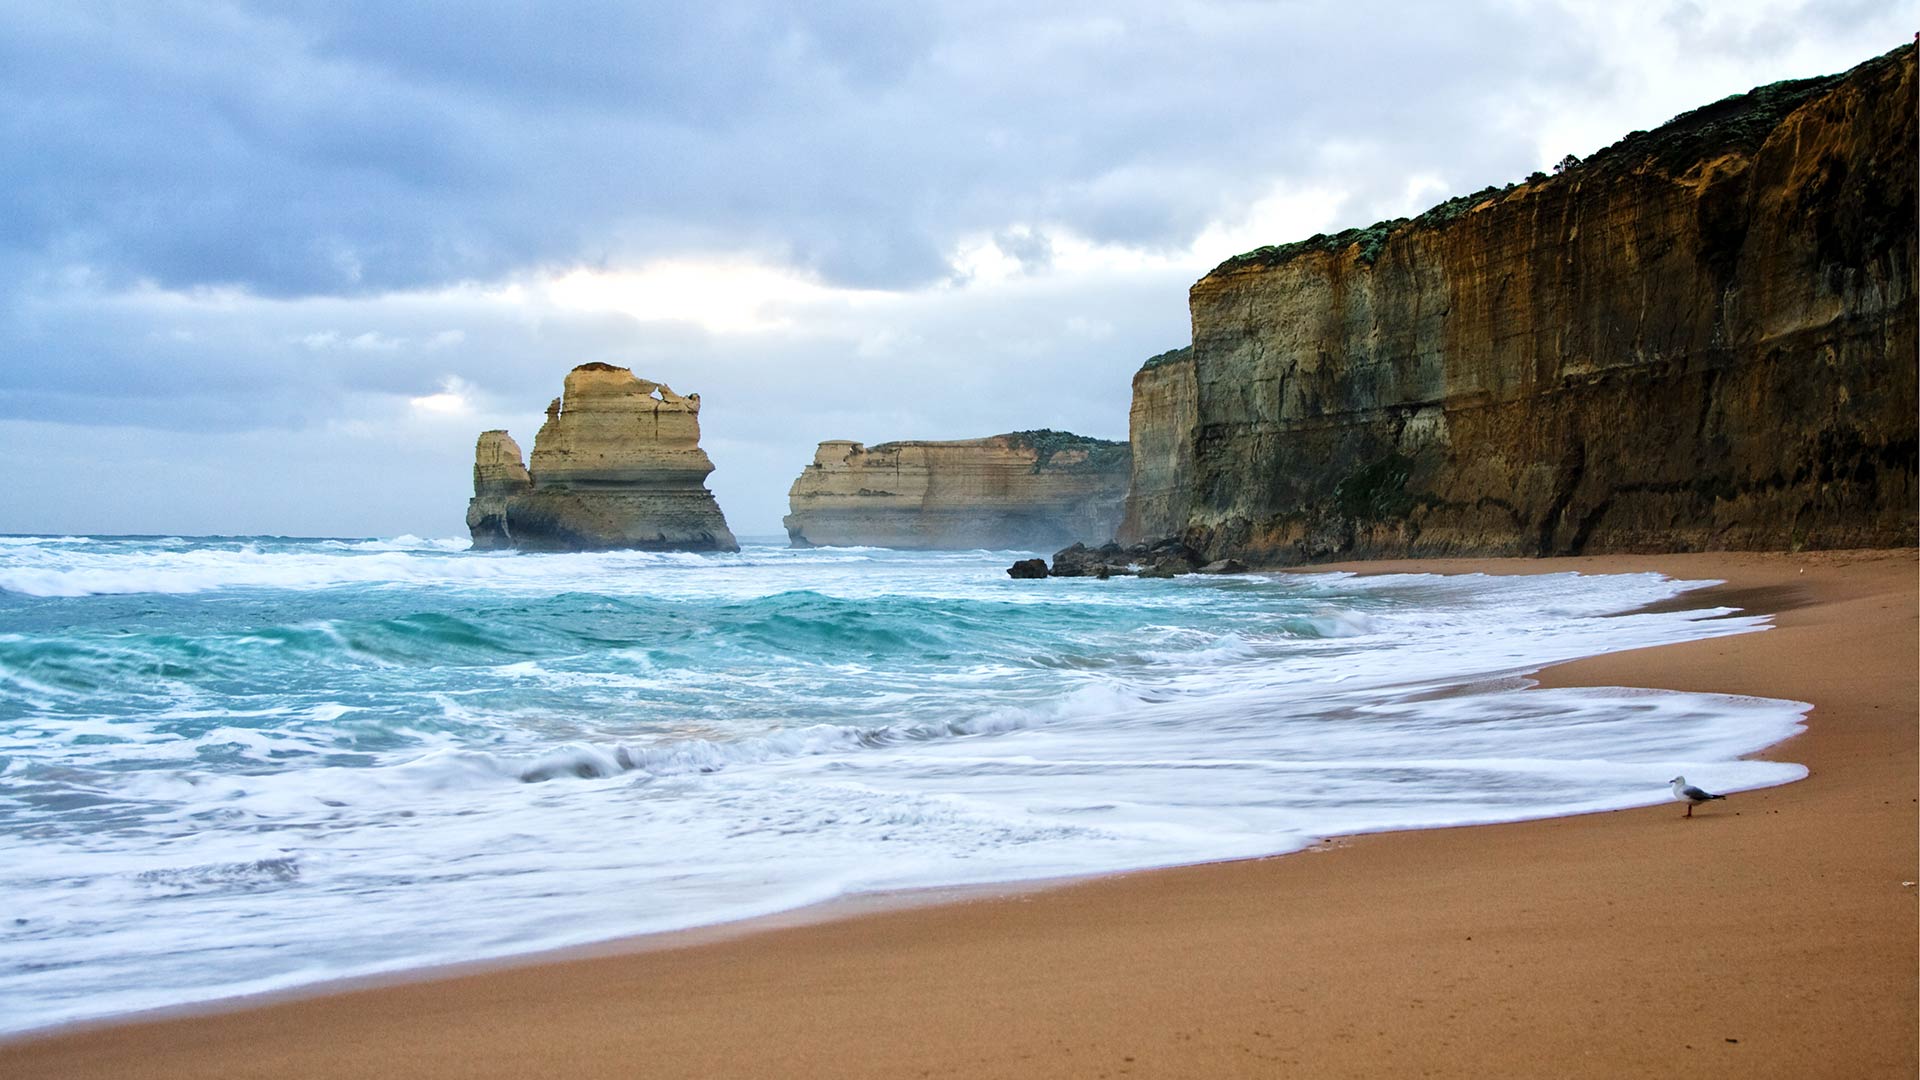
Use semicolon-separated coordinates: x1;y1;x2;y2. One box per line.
1049;540;1201;579
1006;558;1050;579
1141;550;1198;578
1199;559;1250;574
1048;542;1126;578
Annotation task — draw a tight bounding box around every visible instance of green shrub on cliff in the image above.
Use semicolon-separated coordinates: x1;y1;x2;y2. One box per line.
1407;184;1513;230
1576;60;1874;179
1218;222;1405;273
1138;345;1193;373
1004;429;1130;473
1212;183;1518;274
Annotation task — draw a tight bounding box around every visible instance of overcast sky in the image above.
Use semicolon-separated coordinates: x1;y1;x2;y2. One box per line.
0;1;1905;538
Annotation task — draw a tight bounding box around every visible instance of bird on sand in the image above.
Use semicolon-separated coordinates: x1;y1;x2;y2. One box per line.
1669;776;1726;818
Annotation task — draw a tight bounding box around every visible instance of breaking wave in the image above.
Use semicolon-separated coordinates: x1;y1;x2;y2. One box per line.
0;536;1806;1034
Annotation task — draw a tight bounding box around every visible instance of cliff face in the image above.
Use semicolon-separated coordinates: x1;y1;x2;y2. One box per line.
1115;347;1198;545
784;431;1130;550
465;364;738;552
1150;44;1915;565
465;430;533;549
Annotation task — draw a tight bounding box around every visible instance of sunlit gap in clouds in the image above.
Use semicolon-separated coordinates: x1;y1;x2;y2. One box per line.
2;179;1359;454
534;181;1352;338
544;260;892;335
408;376;477;417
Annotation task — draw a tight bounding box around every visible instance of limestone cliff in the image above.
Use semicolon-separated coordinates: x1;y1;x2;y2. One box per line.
1144;44;1916;565
465;430;533;550
785;431;1130;550
1115;347;1197;545
465;364;738;552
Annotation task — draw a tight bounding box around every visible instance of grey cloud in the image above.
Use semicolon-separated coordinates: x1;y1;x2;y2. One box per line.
0;2;1908;536
0;252;1193;534
1;1;1639;298
993;229;1054;274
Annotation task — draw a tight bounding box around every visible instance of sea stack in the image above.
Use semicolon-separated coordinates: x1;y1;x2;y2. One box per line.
1121;43;1916;566
465;363;738;552
466;430;534;549
784;432;1130;550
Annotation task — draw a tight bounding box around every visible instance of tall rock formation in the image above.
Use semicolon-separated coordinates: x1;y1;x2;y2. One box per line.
785;432;1130;550
464;364;738;552
1134;43;1916;565
1116;347;1198;545
465;430;534;549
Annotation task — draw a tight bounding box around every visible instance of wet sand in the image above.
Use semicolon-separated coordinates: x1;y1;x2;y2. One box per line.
4;549;1914;1078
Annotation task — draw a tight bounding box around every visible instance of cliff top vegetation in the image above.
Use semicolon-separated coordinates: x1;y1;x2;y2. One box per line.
1137;346;1193;374
1003;429;1130;472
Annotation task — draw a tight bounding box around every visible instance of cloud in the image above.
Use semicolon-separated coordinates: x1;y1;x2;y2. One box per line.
0;2;1571;296
544;260;889;334
8;4;1900;300
409;376;476;416
0;1;1907;536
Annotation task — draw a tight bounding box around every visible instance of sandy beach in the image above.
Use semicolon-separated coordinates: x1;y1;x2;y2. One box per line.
3;549;1912;1079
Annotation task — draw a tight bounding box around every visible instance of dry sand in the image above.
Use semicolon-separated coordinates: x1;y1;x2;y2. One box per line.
4;549;1914;1078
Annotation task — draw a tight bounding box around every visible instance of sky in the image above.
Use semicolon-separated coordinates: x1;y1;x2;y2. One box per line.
0;1;1906;538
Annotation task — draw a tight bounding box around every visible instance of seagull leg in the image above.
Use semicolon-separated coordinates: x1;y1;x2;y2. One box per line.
1685;803;1693;818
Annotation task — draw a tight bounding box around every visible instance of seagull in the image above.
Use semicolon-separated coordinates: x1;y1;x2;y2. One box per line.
1669;776;1726;818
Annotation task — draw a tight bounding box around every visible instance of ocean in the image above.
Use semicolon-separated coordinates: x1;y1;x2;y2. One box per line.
0;535;1807;1034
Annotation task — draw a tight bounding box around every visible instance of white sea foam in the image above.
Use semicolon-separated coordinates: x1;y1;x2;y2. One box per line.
0;540;1808;1035
320;535;473;553
0;539;899;597
0;535;91;546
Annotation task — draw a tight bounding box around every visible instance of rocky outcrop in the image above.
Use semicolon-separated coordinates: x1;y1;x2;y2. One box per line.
1013;541;1244;580
1145;44;1916;565
1116;347;1198;545
1048;539;1202;579
465;364;738;552
784;431;1130;550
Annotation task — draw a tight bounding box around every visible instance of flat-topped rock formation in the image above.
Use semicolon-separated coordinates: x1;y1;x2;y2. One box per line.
465;364;738;552
784;431;1130;550
1127;43;1915;566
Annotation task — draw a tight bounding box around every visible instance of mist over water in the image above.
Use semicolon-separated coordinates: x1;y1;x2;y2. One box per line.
0;535;1806;1033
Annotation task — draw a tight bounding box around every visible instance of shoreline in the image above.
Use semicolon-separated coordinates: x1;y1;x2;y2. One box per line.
3;549;1913;1077
0;554;1794;1038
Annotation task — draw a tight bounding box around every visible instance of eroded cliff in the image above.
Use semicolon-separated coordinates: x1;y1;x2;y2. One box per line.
1115;347;1197;545
785;431;1130;550
465;364;738;552
1145;43;1915;565
465;430;533;549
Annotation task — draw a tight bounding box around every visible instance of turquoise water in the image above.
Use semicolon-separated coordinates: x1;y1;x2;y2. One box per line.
0;535;1806;1033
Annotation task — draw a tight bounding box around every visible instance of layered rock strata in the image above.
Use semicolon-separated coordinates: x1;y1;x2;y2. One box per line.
1115;346;1198;545
784;432;1129;550
465;364;738;552
1139;44;1916;565
465;430;534;549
